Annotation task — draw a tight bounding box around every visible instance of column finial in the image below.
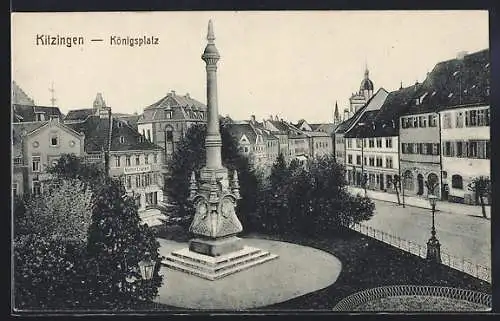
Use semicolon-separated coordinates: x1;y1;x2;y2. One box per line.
207;19;215;44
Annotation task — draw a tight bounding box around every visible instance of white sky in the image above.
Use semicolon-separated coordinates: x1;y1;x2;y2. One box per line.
12;11;488;123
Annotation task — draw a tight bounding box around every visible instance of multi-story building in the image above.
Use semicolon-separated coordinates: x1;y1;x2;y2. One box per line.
437;49;490;204
67;104;165;226
137;90;207;164
226;120;268;169
12;117;86;197
263;116;291;162
344;88;389;186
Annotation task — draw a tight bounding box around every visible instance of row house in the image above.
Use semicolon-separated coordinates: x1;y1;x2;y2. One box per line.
226;121;270;169
295;119;336;158
137;90;207;165
12;117;86;197
400;49;490;204
344;88;389;187
263;116;291;163
66;102;165;226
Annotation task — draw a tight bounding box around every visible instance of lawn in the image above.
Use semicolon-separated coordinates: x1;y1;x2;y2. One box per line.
150;225;491;311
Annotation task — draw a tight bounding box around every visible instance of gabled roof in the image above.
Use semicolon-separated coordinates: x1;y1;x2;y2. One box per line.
12;81;35;105
140;92;207;123
251;122;278;141
404;49;489;115
226;123;257;144
312;123;336;134
12;104;63;122
267;120;290;133
64;108;95;121
66;116;162;153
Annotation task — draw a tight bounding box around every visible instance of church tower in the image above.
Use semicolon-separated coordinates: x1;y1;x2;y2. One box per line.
333;101;341;125
348;65;375;118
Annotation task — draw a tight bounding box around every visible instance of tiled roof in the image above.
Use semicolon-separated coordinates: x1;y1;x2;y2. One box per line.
334;104;368;134
140;92;207;122
345;110;379;138
267;120;290;132
12;81;35;105
312;123;336;134
226;123;257;144
67;116;162;153
64;108;95;121
13;104;63;122
404;49;489;115
251;123;278;140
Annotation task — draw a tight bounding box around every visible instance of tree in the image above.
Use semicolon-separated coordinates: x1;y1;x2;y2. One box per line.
468;176;491;219
47;153;107;190
393;174;401;205
165;123;262;232
86;177;163;308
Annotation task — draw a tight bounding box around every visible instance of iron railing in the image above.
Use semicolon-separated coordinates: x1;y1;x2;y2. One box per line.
332;285;492;311
347;222;491;283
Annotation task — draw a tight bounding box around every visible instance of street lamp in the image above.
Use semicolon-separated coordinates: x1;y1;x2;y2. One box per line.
426;194;441;263
138;253;158;309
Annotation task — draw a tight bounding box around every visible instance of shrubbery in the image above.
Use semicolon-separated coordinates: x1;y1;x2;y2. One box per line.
13;155;163;310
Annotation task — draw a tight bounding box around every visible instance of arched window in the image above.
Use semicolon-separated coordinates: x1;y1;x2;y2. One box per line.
427;173;439;191
451;174;463;189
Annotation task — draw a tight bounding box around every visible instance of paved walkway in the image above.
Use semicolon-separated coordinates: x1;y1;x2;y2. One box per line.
347;186;491;217
155;237;342;310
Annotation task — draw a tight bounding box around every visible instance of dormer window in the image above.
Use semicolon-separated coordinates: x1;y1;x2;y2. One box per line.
166;111;172;119
119;136;125;144
36;113;45;121
117;122;122;128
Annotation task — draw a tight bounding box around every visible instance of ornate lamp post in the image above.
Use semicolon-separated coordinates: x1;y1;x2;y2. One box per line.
138;253;157;309
426;194;441;263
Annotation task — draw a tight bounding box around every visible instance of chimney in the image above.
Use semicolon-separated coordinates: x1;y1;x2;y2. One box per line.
269;114;273;120
250;115;256;124
171;90;176;96
457;51;468;60
275;115;279;121
185;93;190;98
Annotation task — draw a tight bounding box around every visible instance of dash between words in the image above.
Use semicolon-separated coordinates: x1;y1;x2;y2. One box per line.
36;34;160;47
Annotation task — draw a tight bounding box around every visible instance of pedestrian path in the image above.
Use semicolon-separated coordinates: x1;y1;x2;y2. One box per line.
347;186;491;218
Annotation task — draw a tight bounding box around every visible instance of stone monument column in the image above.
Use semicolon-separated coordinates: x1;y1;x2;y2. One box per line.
187;20;244;256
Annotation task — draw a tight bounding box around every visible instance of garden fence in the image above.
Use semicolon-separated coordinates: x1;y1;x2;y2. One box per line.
332;285;492;311
348;222;491;283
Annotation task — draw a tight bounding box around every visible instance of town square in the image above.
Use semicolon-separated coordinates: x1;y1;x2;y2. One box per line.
11;11;491;313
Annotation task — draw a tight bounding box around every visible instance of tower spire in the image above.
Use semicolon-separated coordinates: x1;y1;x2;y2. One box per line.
207;19;215;44
364;60;369;78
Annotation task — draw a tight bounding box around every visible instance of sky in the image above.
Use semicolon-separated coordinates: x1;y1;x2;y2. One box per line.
12;11;489;123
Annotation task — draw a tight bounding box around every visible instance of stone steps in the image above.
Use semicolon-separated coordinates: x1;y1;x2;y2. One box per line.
162;247;279;280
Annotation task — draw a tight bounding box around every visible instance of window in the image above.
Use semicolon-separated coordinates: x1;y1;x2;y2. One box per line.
376;157;383;167
451;174;463;189
386;157;393;168
385;138;392;148
433;143;440;155
356;155;361;165
32;156;41;172
421;143;428;155
32;180;42;196
364;157;367;165
369;139;374;148
166;111;172;119
415;143;421;154
141;174;146;187
356;139;362;148
147;129;151;141
467;141;478;158
12;183;18;197
376;138;382;148
363;139;367;148
401;143;407;154
418;116;427;128
442;171;448;179
347;154;353;164
444;142;452;157
115;156;121;167
145;155;149;165
413;117;418;128
127;176;132;189
443;113;452;129
456;111;464;128
135;155;140;165
154;154;158;163
135;175;140;187
369;157;375;166
119;136;125;144
50;135;59;146
126;156;131;166
429;114;437;127
14;157;23;166
456;141;464;157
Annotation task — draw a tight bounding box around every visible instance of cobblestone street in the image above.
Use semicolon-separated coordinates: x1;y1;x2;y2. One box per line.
364;199;491;270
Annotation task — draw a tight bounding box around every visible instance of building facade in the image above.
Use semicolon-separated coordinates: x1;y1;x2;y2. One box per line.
67;108;165;226
137;91;207;163
12;117;86;197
